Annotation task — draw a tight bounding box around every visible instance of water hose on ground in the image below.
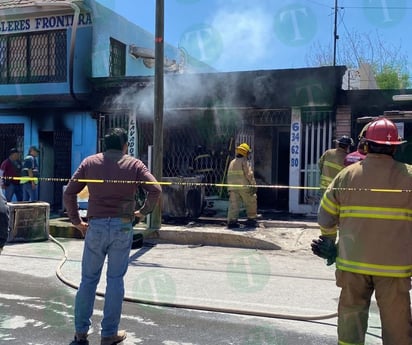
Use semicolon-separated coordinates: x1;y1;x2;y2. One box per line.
49;234;338;322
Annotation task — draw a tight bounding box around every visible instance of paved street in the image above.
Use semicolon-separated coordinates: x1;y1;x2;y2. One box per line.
0;222;384;344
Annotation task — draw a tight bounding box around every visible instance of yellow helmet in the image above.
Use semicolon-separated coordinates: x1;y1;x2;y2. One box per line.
236;143;251;157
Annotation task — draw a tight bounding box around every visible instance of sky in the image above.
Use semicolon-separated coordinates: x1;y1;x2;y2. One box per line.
95;0;412;76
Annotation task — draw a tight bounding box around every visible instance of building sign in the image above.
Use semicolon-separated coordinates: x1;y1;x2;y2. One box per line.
128;115;138;158
0;13;92;34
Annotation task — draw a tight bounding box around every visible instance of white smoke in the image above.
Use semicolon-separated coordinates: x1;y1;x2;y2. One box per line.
209;1;275;71
109;70;244;133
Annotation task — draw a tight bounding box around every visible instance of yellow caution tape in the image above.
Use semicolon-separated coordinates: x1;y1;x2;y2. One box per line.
1;176;411;193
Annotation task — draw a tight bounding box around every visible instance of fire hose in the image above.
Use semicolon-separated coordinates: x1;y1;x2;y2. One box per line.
48;234;384;340
49;233;338;321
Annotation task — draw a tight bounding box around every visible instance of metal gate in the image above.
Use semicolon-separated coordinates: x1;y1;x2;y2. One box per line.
235;129;254;167
0;124;24;162
96;110;238;197
300;110;334;205
96;112;129;152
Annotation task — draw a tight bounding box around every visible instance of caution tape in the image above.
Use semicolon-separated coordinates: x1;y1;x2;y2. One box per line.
2;176;412;193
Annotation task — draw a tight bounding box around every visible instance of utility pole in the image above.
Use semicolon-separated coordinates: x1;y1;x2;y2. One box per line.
151;0;164;229
333;0;339;66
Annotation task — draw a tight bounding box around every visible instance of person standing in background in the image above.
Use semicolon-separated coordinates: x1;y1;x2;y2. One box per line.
226;143;258;229
344;122;371;167
64;128;161;345
0;148;23;202
318;135;353;193
21;146;40;201
0;191;9;255
344;138;366;166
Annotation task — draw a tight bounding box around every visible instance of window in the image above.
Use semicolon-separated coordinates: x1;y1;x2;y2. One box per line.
0;30;67;84
109;37;126;77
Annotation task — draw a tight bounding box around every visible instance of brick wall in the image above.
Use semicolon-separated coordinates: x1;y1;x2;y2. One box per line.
335;105;352;139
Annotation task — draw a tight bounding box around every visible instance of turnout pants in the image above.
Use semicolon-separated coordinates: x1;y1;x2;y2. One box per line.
227;188;257;222
336;270;412;345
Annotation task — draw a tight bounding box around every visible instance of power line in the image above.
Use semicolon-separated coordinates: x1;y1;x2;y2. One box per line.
333;0;340;66
306;0;412;10
344;6;412;9
338;10;362;67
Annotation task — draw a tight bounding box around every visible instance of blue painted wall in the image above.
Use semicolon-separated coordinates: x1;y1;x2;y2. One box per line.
0;0;213;175
89;1;182;77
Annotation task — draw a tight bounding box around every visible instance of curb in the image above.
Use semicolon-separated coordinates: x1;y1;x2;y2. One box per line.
148;228;281;250
48;218;318;250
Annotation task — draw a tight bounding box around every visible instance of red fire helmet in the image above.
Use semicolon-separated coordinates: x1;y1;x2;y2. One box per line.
365;117;406;145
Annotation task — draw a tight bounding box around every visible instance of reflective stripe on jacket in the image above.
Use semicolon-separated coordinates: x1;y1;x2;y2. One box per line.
318;147;348;189
318;153;412;278
20;154;39;184
227;156;256;190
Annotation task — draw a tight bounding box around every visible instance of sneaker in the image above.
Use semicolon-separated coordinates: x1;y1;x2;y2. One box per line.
101;330;127;345
227;221;240;229
74;332;88;343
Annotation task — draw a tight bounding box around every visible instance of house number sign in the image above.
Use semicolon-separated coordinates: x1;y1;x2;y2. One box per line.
290;121;300;168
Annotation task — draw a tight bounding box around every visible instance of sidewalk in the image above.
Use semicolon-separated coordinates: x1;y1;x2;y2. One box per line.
48;214;320;250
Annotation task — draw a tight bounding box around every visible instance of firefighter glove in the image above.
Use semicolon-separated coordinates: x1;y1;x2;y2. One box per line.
311;235;337;266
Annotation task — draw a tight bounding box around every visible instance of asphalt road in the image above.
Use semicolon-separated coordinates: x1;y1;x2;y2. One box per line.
0;228;384;345
0;270;341;345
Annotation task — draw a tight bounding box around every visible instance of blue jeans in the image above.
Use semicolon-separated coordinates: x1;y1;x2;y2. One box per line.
74;217;133;337
4;183;23;202
22;182;38;201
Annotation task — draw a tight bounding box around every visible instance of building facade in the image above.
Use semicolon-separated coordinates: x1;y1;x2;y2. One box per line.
92;66;348;215
3;1;407;216
0;0;209;210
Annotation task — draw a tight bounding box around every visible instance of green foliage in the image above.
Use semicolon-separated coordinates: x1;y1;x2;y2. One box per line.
374;65;410;89
305;29;411;90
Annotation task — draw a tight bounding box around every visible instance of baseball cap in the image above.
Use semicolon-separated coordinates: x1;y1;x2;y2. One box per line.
29;146;40;152
9;148;19;155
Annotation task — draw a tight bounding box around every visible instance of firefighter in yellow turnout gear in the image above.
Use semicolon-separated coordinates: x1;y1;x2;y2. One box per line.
318;135;353;193
226;143;257;229
317;117;412;345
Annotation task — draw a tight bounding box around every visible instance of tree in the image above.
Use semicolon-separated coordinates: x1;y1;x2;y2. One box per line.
305;29;410;89
375;65;410;89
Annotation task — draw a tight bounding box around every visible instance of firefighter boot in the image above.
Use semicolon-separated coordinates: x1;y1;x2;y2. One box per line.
245;218;257;228
227;221;240;229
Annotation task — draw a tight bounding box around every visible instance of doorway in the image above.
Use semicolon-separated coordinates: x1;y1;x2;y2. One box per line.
252;109;291;211
39;131;72;212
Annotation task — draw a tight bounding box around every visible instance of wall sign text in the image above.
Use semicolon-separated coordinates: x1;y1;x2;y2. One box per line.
0;13;92;34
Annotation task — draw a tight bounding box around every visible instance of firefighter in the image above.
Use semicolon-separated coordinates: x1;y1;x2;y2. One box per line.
344;122;371;167
315;117;412;345
318;135;353;193
226;143;257;229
